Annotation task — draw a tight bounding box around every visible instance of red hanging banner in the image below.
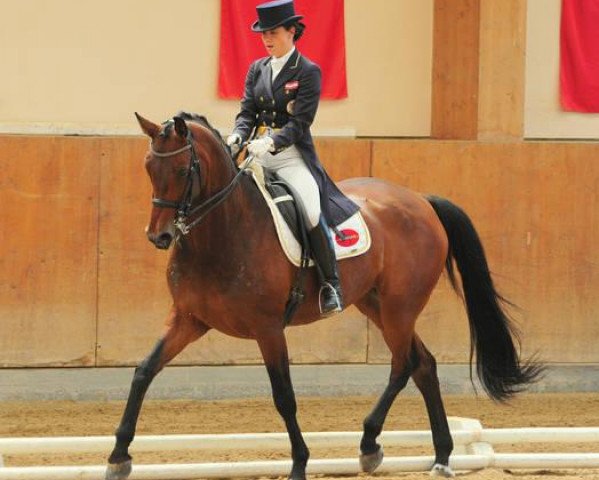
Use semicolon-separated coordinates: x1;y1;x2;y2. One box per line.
560;0;599;112
218;0;347;99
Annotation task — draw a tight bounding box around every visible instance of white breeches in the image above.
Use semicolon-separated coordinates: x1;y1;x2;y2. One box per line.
255;145;322;229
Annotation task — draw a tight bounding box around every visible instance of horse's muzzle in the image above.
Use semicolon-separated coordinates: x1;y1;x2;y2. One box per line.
147;231;174;250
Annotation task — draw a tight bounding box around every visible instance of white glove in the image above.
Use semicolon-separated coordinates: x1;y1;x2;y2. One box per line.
248;137;275;158
226;133;242;147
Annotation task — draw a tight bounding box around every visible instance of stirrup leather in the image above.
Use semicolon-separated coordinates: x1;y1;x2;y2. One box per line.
319;282;343;315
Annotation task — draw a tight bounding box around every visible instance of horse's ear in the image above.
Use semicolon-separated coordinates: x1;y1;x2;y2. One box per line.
173;116;188;138
135;112;160;139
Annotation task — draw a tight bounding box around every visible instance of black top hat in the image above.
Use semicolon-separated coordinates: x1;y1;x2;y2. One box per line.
251;0;303;32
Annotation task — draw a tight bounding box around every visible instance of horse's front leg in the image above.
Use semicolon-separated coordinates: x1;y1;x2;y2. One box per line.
105;309;208;480
257;329;309;480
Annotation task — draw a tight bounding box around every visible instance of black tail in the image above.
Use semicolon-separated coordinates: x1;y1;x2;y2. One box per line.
427;195;544;401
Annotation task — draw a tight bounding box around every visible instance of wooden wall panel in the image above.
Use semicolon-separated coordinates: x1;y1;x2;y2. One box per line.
95;137;372;366
478;0;527;140
0;136;99;366
371;140;599;363
431;0;480;139
3;135;599;367
94;136;173;366
316;139;372;181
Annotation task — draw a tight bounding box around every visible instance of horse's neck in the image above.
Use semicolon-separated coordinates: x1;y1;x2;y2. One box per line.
179;169;271;267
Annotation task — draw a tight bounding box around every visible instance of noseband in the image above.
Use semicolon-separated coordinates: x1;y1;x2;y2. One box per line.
150;128;251;235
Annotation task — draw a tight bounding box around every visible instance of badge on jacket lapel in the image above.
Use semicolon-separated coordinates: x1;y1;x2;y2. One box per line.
286;100;296;115
284;80;299;95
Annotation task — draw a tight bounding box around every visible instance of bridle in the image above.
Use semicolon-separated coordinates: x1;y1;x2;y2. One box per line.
150;128;251;236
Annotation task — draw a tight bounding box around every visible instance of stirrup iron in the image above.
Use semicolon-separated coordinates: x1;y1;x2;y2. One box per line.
319;281;343;316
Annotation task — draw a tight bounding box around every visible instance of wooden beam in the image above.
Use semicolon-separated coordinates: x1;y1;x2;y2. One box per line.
431;0;481;139
478;0;527;141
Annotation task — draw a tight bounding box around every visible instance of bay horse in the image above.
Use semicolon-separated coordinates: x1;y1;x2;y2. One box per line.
105;112;542;480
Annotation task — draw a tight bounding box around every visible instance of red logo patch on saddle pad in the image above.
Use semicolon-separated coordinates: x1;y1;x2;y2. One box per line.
335;229;360;247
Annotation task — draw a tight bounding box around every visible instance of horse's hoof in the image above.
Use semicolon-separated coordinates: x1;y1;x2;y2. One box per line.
359;446;384;473
430;463;455;478
105;460;132;480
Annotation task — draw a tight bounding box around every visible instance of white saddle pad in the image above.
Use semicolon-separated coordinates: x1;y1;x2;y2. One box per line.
245;162;371;267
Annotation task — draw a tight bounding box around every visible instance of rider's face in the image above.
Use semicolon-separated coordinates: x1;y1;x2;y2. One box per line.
261;26;295;58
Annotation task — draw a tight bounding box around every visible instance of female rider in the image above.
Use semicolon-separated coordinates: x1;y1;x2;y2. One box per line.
226;0;359;316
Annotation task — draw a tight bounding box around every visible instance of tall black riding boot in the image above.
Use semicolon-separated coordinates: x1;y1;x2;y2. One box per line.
308;216;344;317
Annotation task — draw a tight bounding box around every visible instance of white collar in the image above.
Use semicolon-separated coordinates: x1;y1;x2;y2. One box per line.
271;46;296;66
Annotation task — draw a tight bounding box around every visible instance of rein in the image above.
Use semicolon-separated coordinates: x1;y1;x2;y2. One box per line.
150;129;252;235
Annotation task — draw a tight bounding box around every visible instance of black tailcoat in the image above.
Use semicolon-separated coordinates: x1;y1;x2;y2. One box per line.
233;49;359;227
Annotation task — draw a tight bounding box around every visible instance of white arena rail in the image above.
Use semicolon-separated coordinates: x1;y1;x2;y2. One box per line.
0;418;598;479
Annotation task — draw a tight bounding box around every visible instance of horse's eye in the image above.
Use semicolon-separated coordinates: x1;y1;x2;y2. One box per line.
177;168;188;178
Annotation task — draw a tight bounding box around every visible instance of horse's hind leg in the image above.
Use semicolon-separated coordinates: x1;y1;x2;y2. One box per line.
105;309;208;480
257;328;309;480
411;335;454;477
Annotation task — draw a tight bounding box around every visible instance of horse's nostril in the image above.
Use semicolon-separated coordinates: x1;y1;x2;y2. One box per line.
157;233;173;248
149;232;173;249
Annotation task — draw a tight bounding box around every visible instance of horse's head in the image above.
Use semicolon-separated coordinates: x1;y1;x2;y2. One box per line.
137;113;194;249
136;112;237;250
